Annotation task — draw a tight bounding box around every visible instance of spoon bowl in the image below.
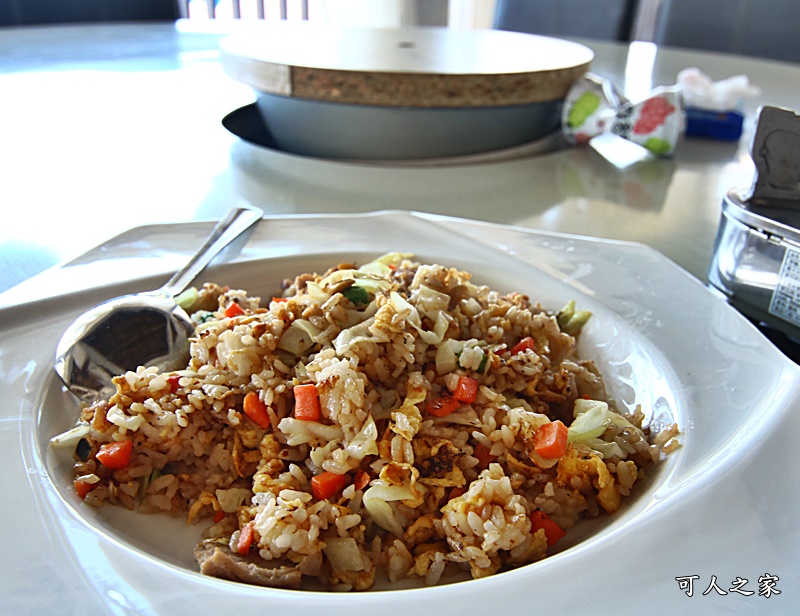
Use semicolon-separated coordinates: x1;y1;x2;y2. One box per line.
55;205;263;404
55;292;195;403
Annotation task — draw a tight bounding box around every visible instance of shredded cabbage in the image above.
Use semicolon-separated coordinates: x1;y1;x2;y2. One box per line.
390;291;450;345
333;317;378;355
568;399;638;458
350;272;393;294
373;251;414;267
215;487;252;513
529;449;561;469
277;319;322;355
357;261;391;277
216;329;246;366
435;338;464;375
568;400;610;440
363;462;424;536
579;438;625;459
302;280;330;302
49;423;91;448
461;296;483;317
323;537;365;571
362;483;416;537
345;415;379;460
411;284;451;317
318;268;394;295
277;417;344;446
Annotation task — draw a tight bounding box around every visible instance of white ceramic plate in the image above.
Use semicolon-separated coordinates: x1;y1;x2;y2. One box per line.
3;211;798;614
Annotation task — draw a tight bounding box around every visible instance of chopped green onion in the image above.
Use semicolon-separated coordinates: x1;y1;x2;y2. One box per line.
139;467;162;501
557;300;592;335
194;311;215;324
175;287;199;311
342;285;370;308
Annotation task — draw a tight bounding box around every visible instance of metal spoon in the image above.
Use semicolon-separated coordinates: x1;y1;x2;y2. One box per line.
54;205;263;404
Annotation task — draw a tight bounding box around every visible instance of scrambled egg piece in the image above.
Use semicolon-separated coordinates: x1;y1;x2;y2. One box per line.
556;445;620;513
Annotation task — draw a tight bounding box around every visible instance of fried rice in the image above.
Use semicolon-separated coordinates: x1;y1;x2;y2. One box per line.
61;253;679;591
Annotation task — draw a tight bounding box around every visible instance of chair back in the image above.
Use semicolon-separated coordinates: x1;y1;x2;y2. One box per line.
1;0;180;25
653;0;800;63
493;0;638;42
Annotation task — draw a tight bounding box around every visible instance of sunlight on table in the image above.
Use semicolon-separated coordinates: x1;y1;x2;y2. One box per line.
0;55;253;291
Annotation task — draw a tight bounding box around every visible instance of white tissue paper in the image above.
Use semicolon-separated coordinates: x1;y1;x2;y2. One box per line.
677;67;761;111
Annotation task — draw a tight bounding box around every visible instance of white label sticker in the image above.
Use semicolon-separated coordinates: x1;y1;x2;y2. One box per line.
769;246;800;327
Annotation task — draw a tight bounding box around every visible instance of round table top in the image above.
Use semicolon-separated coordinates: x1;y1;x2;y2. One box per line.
220;24;593;106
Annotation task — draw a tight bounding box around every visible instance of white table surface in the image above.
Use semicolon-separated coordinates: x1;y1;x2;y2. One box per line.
2;20;800;304
1;21;800;614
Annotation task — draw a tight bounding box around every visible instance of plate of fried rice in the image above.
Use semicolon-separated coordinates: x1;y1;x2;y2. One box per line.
4;211;799;613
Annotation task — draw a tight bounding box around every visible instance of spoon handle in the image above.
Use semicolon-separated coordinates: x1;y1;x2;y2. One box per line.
159;205;264;297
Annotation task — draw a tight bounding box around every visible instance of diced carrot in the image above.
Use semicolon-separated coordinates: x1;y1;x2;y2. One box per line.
453;376;479;403
448;485;467;500
167;374;181;393
311;471;349;501
73;479;94;499
293;383;321;421
472;442;495;469
533;420;569;459
353;470;370;491
225;301;245;318
237;521;255;556
510;336;535;355
272;297;289;303
425;394;461;417
530;510;566;546
243;391;271;429
96;440;133;470
213;508;226;524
